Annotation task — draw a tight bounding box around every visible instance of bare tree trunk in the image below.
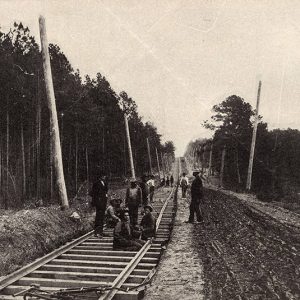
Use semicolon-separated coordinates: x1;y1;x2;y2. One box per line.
220;145;226;188
5;108;9;209
39;16;69;208
236;147;241;185
50;138;53;201
75;129;78;194
85;145;89;191
36;83;41;199
67;142;72;180
21;121;26;198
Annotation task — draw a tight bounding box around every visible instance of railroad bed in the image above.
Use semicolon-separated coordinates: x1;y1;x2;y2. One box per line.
0;181;178;300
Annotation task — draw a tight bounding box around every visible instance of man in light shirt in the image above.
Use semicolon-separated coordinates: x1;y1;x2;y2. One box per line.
180;172;189;198
147;175;155;203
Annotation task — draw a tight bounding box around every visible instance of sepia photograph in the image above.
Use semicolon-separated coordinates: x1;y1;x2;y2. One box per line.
0;1;299;299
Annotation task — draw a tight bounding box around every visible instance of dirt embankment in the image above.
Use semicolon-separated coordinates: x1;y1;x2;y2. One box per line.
0;200;94;277
196;188;300;300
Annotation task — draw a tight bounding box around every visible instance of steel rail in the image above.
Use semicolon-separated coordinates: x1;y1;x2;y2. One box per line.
0;231;93;291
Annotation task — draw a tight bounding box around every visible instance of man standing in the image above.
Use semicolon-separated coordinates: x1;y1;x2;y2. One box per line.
147;175;155;203
139;175;149;208
89;172;108;237
186;170;203;223
125;178;142;227
180;172;189;198
170;174;174;187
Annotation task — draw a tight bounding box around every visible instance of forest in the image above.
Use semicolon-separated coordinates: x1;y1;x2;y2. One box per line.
0;22;175;209
185;95;300;204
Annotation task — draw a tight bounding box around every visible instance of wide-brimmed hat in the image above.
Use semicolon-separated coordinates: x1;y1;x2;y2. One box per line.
144;204;153;212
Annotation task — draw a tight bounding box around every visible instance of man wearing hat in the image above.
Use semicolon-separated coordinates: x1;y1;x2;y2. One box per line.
140;204;156;240
89;172;109;237
125;178;142;227
186;170;203;223
105;194;122;228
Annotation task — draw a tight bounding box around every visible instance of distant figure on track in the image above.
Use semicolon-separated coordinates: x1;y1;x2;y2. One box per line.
180;172;189;198
125;178;142;227
166;176;170;187
185;170;203;224
89;172;108;238
170;175;174;187
147;175;155;203
113;209;145;251
160;177;165;187
140;204;156;240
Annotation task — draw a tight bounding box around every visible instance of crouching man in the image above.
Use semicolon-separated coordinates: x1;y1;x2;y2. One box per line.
105;196;122;228
140;204;156;240
113;209;145;251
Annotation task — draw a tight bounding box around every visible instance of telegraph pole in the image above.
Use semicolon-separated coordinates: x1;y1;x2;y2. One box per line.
39;15;69;209
246;80;262;191
155;147;161;178
124;114;136;179
146;137;153;175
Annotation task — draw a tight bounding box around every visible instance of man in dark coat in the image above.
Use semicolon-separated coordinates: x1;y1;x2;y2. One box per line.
89;172;108;237
186;170;203;223
170;175;174;187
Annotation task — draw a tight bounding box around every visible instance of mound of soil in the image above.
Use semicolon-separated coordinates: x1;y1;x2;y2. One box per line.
0;199;94;277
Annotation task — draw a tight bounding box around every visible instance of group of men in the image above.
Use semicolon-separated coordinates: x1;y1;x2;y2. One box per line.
89;174;157;251
160;175;174;187
89;169;205;251
180;170;205;224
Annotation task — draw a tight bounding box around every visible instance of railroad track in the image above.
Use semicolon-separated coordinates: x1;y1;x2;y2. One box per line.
0;161;179;300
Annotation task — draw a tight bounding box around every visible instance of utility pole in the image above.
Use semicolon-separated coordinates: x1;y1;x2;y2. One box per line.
39;15;69;208
246;80;262;191
155;147;161;178
124;114;135;179
219;145;226;188
146;137;153;175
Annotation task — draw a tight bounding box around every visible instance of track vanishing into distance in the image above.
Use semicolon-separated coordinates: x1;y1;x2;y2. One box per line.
0;161;180;300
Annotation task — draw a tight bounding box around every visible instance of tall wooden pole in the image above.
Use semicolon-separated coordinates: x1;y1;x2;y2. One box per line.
146;137;153;175
220;145;226;188
124;114;135;179
246;80;262;191
39;16;69;208
155;147;161;178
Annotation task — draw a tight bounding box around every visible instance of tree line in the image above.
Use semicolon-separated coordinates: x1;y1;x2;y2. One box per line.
185;95;300;203
0;22;175;209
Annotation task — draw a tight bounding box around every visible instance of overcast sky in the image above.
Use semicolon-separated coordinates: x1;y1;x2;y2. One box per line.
1;0;300;155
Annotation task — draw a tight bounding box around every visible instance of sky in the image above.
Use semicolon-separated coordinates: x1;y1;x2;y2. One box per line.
1;0;300;155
